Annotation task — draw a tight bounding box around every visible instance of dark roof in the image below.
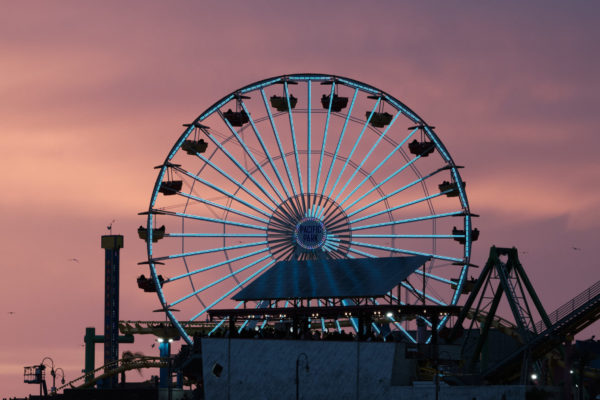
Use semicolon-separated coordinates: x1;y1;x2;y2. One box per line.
232;256;429;301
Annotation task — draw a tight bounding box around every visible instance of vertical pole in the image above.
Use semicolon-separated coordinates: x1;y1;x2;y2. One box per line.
564;341;573;400
159;340;171;389
417;318;427;344
84;327;97;383
431;313;439;400
101;235;123;389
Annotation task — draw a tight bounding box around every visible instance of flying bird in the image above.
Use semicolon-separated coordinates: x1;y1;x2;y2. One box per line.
107;220;116;234
68;258;80;263
8;311;15;315
572;247;582;251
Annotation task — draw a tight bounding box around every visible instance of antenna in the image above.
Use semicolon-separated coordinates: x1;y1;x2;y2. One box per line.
107;220;115;235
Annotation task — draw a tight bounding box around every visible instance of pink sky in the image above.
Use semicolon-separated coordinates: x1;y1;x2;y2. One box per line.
1;1;599;396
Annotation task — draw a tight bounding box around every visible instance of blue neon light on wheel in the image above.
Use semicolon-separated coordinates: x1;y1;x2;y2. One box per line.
142;74;475;345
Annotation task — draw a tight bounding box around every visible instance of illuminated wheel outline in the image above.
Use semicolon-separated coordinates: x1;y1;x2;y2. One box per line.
143;73;475;345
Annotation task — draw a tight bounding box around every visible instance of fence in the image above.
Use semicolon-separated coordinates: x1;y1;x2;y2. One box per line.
534;279;600;334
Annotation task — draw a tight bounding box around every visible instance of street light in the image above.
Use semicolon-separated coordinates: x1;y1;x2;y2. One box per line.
41;357;57;394
531;373;538;381
55;368;66;384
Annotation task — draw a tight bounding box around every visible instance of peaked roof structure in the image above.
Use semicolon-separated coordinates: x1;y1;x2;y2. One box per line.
232;256;430;301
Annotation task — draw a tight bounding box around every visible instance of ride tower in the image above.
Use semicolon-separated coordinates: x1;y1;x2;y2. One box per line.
101;234;123;388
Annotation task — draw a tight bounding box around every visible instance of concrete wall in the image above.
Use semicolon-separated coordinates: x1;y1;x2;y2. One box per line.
200;338;527;400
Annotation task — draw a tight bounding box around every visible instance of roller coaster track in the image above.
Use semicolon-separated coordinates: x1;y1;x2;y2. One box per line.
484;279;600;382
55;356;167;393
464;309;519;339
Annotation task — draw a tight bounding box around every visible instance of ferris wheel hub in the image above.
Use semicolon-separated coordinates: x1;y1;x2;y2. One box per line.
266;193;352;260
294;217;327;250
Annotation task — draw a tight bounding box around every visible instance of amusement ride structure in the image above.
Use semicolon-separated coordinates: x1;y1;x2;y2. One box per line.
28;74;600;399
139;73;477;346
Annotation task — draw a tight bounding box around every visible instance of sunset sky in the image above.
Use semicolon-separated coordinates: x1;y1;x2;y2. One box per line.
1;1;599;396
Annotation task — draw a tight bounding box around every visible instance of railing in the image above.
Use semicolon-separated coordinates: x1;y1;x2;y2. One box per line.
118;320;217;335
534;279;600;334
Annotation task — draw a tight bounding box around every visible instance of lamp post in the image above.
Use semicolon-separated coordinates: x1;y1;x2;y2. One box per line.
53;368;66;393
41;357;55;394
295;352;309;400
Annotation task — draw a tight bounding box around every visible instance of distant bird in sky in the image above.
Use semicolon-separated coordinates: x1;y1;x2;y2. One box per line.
8;311;15;315
572;247;582;251
68;258;80;263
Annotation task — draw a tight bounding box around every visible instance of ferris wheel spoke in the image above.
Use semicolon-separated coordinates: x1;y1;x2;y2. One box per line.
266;246;294;259
341;299;359;333
350;191;448;224
152;240;268;262
204;129;280;208
400;282;446;306
348;247;376;258
314;82;336;195
240;101;292;199
371;298;416;343
450;268;469;305
346;165;448;217
265;210;295;230
208;301;245;336
327;97;380;198
316;300;327;333
218;111;286;203
284;81;303;194
352;234;460;239
241;303;272;334
321;206;348;227
178;160;273;215
266;238;296;250
338;127;419;208
155;210;267;231
260;318;268;330
267;241;297;257
260;89;298;195
333;111;402;203
166;248;271;283
307;80;312;196
263;224;293;236
169;254;273;307
272;198;304;225
413;270;454;285
321;89;359;196
190;259;277;321
349;240;463;263
343;155;421;213
167;233;267;238
350;211;464;231
176;191;269;224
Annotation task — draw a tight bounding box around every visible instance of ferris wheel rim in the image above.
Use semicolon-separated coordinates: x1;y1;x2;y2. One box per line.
143;73;474;345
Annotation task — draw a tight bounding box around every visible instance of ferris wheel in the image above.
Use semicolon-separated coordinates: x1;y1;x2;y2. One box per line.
140;74;477;345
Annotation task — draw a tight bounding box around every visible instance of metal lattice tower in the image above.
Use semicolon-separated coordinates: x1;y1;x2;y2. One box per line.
448;246;552;380
101;235;124;388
